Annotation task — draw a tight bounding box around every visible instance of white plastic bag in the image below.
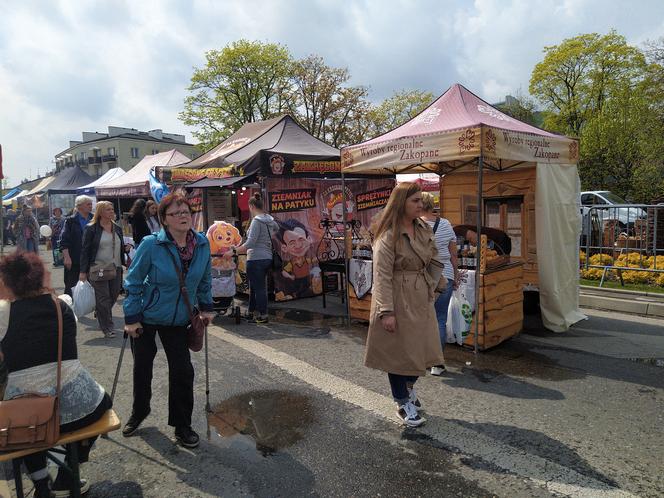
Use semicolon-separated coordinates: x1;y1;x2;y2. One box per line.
211;270;236;297
446;290;472;345
72;280;96;317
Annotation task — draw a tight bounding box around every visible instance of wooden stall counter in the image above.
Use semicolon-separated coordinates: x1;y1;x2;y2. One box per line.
347;235;525;351
463;260;524;350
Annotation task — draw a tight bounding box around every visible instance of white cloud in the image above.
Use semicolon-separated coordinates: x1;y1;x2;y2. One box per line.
0;0;662;184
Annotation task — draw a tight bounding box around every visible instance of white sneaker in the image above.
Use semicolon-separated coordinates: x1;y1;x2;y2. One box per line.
430;365;446;376
408;387;423;411
397;401;426;427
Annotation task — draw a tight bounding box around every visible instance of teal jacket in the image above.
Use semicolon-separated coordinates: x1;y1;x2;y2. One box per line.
123;229;213;326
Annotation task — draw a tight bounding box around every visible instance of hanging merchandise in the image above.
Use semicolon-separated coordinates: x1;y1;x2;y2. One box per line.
446;290;472;345
149;167;170;203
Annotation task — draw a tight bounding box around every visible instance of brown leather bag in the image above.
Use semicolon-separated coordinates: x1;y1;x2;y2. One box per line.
0;295;63;450
165;250;206;352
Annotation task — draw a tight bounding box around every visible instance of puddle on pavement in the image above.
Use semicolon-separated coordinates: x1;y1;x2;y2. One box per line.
442;341;582;382
207;390;314;457
626;357;664;368
257;305;581;380
269;307;346;328
266;307;370;339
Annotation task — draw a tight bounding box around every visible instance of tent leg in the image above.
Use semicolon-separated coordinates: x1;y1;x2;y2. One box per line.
341;173;351;327
474;155;484;354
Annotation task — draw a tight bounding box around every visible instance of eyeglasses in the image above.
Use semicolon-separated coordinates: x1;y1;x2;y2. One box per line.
166;210;191;218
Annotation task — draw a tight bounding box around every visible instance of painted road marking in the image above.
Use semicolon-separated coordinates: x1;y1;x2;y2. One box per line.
208;326;638;498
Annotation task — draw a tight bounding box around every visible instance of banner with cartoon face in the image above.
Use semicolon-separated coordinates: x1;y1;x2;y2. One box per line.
265;177;395;301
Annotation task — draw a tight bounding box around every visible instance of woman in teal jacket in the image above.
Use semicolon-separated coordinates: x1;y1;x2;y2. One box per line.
122;193;214;448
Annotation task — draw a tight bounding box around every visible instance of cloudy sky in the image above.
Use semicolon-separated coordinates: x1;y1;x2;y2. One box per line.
1;0;662;185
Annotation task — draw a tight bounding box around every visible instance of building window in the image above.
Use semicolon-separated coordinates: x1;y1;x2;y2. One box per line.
81;151;87;160
108;147;116;157
151;148;159;155
131;147;139;158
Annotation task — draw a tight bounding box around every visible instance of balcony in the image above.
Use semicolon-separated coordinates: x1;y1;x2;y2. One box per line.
102;155;117;163
88;157;102;164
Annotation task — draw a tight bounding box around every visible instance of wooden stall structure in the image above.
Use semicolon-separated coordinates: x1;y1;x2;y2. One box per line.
342;83;584;350
441;167;538;287
462;235;524;349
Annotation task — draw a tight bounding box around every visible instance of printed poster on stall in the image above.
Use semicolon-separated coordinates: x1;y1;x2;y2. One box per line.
265;177;394;301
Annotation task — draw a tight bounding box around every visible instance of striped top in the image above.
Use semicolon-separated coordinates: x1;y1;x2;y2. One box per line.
425;217;456;281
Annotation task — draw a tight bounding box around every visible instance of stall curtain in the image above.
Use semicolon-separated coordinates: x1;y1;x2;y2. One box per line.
535;163;587;331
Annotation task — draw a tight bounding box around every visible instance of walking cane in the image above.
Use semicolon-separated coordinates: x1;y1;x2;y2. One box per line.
103;331;128;439
110;332;129;403
204;325;211;413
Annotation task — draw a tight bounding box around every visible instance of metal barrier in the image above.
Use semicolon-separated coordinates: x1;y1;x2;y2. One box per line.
580;204;664;287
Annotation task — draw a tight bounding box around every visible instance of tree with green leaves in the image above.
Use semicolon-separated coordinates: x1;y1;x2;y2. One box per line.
367;89;434;136
290;55;370;148
632;36;664;203
529;31;646;136
179;40;293;151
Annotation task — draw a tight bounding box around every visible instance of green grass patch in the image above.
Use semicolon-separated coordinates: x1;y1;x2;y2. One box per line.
580;278;664;294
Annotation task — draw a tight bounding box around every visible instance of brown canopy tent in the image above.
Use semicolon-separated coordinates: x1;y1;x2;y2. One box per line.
341;83;585;350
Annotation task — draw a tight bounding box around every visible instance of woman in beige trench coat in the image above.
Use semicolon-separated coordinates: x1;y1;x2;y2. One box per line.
365;182;445;427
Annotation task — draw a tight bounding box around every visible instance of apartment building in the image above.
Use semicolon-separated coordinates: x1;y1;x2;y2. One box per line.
54;126;200;176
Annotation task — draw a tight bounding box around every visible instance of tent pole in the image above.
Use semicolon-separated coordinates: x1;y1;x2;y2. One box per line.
0;195;4;254
341;172;351;326
474;151;484;354
203;187;209;228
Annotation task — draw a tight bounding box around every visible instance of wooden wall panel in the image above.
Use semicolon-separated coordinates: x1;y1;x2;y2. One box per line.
440;166;539;287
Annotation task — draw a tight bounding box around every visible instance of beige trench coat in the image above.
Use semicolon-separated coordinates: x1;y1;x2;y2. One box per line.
364;219;445;376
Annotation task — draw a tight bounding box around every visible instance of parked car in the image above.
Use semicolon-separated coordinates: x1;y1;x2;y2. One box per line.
580;191;647;228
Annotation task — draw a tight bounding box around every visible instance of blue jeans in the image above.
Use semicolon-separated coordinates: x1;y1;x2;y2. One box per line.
388;373;418;404
25;238;38;253
246;259;272;316
434;278;455;351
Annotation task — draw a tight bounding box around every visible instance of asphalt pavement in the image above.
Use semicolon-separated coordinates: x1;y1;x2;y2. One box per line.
2;255;663;498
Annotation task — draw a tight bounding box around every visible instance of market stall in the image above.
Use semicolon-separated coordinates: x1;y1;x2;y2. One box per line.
342;83;585;350
169;115;395;301
21;167;92;222
77;167;126;200
96;149;190;231
41;166;93;216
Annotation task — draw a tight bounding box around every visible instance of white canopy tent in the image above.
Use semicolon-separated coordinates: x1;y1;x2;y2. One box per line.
342;83;585;338
77;167;126;195
95;150;190;198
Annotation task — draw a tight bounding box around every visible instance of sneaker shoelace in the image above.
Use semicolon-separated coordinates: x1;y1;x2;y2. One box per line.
404;401;418;420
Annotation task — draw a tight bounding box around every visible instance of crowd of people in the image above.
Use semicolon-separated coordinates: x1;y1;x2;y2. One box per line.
0;182;459;494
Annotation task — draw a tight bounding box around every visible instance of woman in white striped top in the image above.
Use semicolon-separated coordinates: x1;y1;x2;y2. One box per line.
420;192;458;375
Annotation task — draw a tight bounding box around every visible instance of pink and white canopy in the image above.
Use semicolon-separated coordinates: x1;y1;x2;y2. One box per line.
96;149;190;198
341;84;578;174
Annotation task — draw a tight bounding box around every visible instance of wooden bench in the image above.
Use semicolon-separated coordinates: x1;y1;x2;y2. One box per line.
0;409;120;498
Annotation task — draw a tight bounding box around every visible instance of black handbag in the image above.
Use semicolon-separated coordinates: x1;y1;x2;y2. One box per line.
263;221;283;271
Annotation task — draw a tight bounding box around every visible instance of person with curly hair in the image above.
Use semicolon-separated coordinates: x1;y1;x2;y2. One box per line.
0;251;111;497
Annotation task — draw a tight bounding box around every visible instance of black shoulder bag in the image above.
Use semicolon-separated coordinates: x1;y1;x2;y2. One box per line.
261;221;282;271
432;217;441;235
